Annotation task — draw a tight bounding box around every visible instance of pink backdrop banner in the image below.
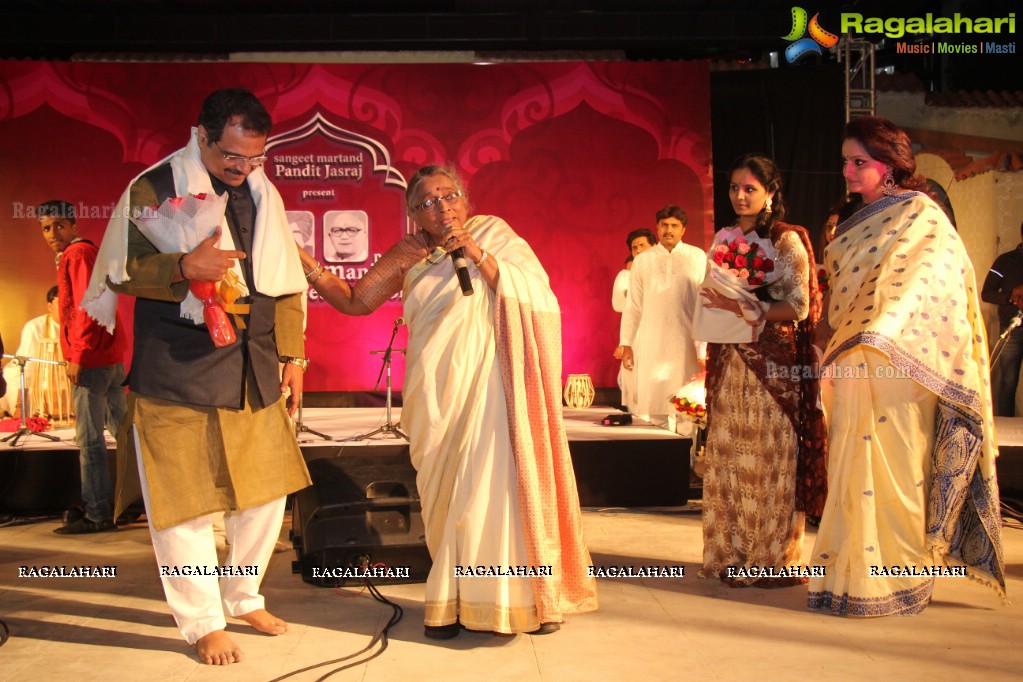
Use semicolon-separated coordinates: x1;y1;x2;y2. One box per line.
0;61;712;391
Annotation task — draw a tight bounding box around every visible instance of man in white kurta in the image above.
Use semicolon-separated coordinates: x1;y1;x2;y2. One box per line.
613;228;657;411
620;206;704;428
2;287;64;417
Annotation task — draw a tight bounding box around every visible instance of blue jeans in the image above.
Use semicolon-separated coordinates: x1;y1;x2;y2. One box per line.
72;363;127;522
992;327;1023;417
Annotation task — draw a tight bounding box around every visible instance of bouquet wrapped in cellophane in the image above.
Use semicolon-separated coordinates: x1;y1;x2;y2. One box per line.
693;226;781;344
669;371;707;429
132;192;240;347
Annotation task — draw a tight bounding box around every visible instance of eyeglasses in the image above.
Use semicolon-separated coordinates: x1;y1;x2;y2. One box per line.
214;141;268;167
414;191;463;212
329;226;364;236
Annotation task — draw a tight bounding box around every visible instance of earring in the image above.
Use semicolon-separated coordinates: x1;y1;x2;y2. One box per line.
763;194;773;214
882;170;897;196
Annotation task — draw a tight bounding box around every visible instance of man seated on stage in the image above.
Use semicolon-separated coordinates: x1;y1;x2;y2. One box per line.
1;286;66;418
91;87;311;665
620;205;704;429
37;200;128;534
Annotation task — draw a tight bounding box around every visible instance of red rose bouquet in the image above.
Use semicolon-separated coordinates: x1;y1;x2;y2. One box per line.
693;226;782;344
710;232;775;285
132;193;238;347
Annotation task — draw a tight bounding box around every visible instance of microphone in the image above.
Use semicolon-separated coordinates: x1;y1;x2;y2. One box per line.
394;317;405;327
451;248;474;296
1001;310;1023;341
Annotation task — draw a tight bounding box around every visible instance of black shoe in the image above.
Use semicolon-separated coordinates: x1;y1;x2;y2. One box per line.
115;512;142;526
424;623;461;640
529;622;561;635
61;506;85;525
54;518;116;535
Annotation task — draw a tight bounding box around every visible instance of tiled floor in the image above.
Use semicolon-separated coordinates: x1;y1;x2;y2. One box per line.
1;505;1020;681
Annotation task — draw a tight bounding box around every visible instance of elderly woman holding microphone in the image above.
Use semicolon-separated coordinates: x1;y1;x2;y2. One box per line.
298;165;597;639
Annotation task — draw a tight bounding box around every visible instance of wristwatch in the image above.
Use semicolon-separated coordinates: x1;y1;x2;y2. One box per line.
280;356;310;371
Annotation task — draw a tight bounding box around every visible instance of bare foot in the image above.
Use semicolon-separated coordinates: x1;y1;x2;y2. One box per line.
238;608;288;635
195;630;244;665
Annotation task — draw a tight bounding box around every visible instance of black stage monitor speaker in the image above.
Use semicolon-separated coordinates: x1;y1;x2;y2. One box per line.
291;450;432;587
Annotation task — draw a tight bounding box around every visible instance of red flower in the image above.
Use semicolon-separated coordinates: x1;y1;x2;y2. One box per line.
710;229;777;288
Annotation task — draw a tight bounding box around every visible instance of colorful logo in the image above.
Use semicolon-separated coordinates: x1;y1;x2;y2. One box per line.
782;7;839;63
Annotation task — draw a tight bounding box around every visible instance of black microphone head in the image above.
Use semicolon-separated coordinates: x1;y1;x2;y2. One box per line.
450;247;474;296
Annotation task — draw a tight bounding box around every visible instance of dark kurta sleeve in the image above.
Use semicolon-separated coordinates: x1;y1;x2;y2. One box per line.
107;177;189;303
981;252;1012;307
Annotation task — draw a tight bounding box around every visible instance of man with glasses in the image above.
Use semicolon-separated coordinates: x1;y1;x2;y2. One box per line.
323;209;369;262
97;88;311;665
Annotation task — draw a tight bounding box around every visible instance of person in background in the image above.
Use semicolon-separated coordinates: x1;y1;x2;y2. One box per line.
809;116;1005;616
613;228;656;410
1;286;65;418
620;206;704;429
981;220;1023;416
298;164;598;639
37;200;127;535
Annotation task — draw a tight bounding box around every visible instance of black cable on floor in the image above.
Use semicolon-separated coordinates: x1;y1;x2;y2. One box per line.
268;578;403;682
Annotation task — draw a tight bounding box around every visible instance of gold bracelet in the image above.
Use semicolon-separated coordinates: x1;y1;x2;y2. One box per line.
310;268;326;285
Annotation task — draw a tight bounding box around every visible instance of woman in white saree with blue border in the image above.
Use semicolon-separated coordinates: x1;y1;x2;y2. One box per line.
808;117;1005;617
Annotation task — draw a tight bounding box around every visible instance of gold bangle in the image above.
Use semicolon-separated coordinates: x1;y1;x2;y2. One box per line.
310;268;326;285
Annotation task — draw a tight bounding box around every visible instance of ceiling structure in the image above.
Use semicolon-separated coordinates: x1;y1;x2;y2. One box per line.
2;0;1015;91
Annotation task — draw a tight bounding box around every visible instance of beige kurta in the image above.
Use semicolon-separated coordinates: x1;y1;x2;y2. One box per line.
111;177;310;531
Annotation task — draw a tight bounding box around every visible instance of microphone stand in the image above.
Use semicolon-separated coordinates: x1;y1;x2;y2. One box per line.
361;319;408;440
990;312;1023;368
1;353;64;447
294;393;332;442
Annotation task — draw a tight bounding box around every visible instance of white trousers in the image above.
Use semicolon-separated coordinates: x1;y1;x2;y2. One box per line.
134;429;286;644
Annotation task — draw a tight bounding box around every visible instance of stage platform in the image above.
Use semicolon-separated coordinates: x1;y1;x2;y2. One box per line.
0;406;691;515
